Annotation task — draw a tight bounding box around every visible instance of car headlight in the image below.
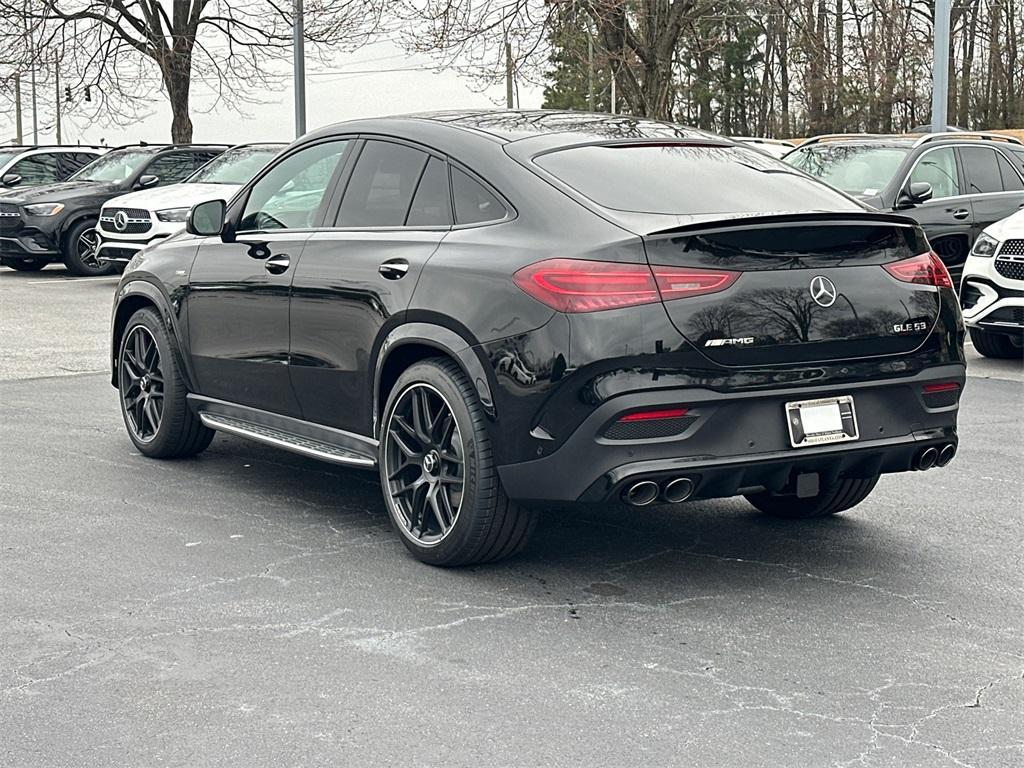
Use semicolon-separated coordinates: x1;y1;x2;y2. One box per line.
24;203;65;216
971;233;1000;258
155;207;190;222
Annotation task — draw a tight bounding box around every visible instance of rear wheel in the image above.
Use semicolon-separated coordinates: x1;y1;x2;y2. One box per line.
62;219;116;276
744;475;879;519
379;358;537;566
118;307;214;458
2;257;47;272
969;327;1023;359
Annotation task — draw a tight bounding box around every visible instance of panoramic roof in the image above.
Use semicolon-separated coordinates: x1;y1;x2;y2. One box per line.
410;109;719;142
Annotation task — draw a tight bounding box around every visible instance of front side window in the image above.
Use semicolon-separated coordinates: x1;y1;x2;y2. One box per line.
909;148;960;199
785;144;910;197
335;141;430;227
144;152;205;186
9;154;60;185
71;149;156;182
541;143;859;215
239;140;349;232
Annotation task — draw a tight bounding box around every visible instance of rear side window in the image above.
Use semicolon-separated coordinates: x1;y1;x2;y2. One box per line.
995;151;1024;191
536;144;860;215
336;141;429;227
452;168;506;224
406;157;452;227
909;148;961;198
960;147;1003;194
9;154;59;185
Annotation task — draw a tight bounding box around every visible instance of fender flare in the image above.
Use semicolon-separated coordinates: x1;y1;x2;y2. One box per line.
372;322;495;437
111;278;197;390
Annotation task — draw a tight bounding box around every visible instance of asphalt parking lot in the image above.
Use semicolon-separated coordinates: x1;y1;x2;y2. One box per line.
1;265;1022;768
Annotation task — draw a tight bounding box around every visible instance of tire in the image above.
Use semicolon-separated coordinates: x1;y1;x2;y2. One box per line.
2;257;47;272
379;358;537;566
969;327;1023;359
61;219;116;276
117;307;214;458
744;475;880;519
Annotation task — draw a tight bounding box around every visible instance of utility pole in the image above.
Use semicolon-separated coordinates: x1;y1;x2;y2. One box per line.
930;0;951;133
30;66;38;144
54;61;61;144
292;0;306;138
587;35;594;111
14;73;23;143
610;67;617;115
505;37;514;109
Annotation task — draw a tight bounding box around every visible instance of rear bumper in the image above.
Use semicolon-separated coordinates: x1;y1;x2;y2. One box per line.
497;363;965;504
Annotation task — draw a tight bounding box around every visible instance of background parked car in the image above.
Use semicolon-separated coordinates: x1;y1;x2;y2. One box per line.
784;132;1024;285
730;137;796;159
0;145;105;195
97;142;285;266
959;208;1024;358
0;143;227;275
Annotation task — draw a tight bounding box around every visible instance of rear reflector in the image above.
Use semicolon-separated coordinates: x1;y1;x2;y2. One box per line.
618;407;689;422
883;252;954;289
922;382;959;393
513;259;740;313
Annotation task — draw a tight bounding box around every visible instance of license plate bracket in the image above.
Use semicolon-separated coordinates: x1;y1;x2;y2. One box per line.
786;396;858;448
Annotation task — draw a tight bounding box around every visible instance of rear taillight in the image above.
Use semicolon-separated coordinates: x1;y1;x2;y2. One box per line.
512;258;740;313
883;252;953;289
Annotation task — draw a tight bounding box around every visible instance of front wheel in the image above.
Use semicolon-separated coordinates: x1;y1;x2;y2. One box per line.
379;358;537;566
118;307;214;458
744;475;879;519
969;327;1023;359
62;219;116;276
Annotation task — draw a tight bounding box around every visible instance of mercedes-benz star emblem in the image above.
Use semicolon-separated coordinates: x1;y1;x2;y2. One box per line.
809;275;838;308
113;211;129;232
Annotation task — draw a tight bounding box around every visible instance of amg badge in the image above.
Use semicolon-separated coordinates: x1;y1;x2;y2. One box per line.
705;337;755;347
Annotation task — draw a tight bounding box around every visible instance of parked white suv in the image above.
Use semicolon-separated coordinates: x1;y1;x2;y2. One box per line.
96;143;284;265
960;209;1024;358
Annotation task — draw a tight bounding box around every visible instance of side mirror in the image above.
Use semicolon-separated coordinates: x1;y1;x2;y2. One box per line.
137;174;159;189
1;173;21;187
900;181;933;207
187;199;227;237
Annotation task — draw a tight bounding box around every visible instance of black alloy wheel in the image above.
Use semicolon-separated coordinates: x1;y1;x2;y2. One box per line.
63;219;116;276
119;324;165;442
383;383;466;546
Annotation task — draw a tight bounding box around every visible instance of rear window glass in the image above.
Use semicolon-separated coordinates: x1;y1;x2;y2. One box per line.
536;144;861;215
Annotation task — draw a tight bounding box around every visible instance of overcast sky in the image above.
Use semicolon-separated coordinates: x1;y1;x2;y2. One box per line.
2;42;543;147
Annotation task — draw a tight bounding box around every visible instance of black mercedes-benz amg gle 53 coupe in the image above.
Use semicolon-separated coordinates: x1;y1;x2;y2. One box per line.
109;110;965;566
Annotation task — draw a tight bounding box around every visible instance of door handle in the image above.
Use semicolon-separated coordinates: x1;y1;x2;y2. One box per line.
379;259;410;280
951;208;970;220
264;254;291;275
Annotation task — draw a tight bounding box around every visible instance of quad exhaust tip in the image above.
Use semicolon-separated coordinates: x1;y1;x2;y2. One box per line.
915;446;939;471
936;443;957;467
623;480;660;507
663;477;694;504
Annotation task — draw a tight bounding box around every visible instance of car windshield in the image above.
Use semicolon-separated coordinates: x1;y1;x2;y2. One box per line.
534;143;859;215
0;150;23;168
70;149;156;182
186;145;284;184
784;144;910;196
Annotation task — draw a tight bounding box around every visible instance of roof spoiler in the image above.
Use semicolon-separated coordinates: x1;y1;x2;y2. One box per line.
644;210;920;239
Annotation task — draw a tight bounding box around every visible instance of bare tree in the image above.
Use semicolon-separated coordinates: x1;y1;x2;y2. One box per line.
0;0;389;142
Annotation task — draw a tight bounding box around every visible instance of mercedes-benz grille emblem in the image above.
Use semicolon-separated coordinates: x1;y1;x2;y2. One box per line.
113;211;129;232
809;275;838;308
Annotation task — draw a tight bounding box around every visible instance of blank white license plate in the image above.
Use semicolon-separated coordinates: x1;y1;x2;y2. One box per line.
785;396;858;448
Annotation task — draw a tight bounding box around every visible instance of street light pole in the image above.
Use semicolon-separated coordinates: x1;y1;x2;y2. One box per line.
293;0;306;138
930;0;951;133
